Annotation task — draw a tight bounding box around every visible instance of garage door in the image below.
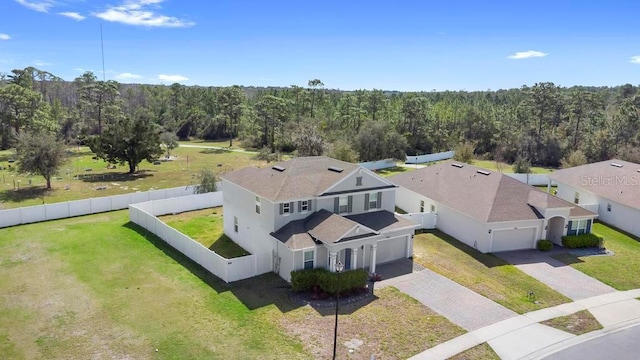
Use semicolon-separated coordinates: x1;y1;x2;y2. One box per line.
491;228;536;252
376;236;408;264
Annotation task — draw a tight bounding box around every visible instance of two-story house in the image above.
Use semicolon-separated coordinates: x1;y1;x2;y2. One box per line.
221;156;419;281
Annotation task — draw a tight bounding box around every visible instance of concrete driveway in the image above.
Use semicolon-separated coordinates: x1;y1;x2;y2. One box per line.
497;249;616;301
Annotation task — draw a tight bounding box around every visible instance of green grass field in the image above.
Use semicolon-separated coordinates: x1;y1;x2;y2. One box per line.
0;143;266;209
413;230;570;313
0;211;467;359
553;222;640;290
159;208;249;258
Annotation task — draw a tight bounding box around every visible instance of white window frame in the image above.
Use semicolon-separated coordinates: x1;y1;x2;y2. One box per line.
233;216;238;233
368;192;378;210
255;196;261;214
574;191;580;204
571;219;589;235
420;200;425;213
301;200;309;212
430;204;436;213
339;196;349;213
303;250;314;270
283;202;291;214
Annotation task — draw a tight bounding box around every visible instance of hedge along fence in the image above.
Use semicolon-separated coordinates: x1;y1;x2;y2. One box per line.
561;233;604;249
290;268;369;295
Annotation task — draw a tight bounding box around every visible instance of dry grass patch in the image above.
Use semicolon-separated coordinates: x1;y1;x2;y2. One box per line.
541;310;603;335
449;343;499;360
413;230;570;313
280;287;465;359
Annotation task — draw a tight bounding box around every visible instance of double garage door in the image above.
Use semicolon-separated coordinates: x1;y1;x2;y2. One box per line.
491;228;536;252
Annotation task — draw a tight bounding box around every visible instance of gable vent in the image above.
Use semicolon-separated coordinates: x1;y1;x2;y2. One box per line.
272;165;285;172
451;163;464;168
477;170;491;176
328;166;344;173
611;162;623;168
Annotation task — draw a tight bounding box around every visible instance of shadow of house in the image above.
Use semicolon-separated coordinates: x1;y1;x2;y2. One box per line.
79;170;154;183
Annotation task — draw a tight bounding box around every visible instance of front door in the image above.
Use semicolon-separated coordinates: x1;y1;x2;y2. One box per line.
344;248;352;270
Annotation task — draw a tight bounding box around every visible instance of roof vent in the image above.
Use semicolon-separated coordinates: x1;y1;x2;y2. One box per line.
328;166;344;173
272;165;285;172
451;163;464;168
477;170;491;176
611;162;623;168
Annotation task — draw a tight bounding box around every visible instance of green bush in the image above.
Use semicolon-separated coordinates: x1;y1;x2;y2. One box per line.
537;239;553;251
561;233;603;249
290;268;368;295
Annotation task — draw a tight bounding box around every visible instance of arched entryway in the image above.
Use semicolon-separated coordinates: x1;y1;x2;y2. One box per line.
547;216;565;245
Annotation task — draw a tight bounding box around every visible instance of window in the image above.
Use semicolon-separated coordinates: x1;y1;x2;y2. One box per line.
339;196;349;213
356;176;363;186
574;191;580;204
607;203;612;212
283;202;291;214
233;216;238;233
301;200;309;212
368;192;378;209
255;196;261;214
568;219;591;236
420;200;425;213
303;250;314;270
430;204;436;213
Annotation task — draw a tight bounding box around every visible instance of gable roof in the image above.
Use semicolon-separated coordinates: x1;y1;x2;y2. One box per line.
221;156;362;201
389;160;594;223
271;209;416;250
548;159;640;210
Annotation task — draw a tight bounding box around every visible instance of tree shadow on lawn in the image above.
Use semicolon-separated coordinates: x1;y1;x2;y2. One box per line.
0;186;49;204
0;153;17;163
199;148;230;155
78;170;154;183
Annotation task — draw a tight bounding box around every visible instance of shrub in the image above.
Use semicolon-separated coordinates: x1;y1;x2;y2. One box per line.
561;233;603;249
513;156;531;174
537;239;553;251
290;268;368;295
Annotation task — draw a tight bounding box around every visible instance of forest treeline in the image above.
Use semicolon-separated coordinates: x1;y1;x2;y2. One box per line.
1;66;639;167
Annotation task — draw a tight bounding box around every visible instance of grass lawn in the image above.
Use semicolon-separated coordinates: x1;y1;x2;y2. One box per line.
413;230;570;313
0;211;467;359
552;222;640;290
469;159;554;174
541;310;602;336
449;343;499;360
0;143;267;209
159;207;249;258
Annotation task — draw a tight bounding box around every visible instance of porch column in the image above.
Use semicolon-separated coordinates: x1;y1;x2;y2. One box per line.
351;247;358;269
547;177;551;193
329;251;337;272
406;235;412;258
370;244;378;274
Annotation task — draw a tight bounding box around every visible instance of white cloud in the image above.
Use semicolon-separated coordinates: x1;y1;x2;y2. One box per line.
15;0;55;13
507;50;549;60
59;11;86;21
116;72;142;80
0;33;10;40
93;0;195;28
34;60;53;66
158;74;188;82
629;56;640;64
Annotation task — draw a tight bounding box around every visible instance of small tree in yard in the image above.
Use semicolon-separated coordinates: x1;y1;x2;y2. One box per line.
194;169;218;194
15;131;67;189
160;132;179;158
453;141;475;164
513;156;532;174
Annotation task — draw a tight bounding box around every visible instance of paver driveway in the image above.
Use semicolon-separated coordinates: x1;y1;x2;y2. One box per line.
497;249;616;301
377;267;517;331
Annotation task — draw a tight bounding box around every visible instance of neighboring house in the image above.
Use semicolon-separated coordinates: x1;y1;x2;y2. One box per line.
221;156;419;281
389;161;597;252
549;159;640;238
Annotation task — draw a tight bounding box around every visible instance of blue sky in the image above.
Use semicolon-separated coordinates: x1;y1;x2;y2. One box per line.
1;0;640;91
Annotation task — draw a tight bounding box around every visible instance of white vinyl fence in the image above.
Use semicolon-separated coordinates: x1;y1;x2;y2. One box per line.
505;173;557;186
128;193;257;283
405;150;455;164
397;212;437;229
358;159;397;171
0;186;196;228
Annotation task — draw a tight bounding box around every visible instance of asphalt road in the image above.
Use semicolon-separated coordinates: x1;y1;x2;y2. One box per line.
543;324;640;360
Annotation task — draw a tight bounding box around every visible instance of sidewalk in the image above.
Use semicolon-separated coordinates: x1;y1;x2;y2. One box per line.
409;289;640;360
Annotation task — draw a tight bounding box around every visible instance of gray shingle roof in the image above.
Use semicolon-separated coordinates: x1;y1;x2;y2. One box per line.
549;159;640;210
271;209;416;250
389;160;594;223
221;156;359;201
